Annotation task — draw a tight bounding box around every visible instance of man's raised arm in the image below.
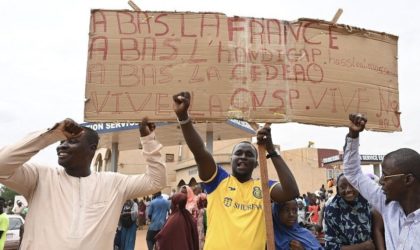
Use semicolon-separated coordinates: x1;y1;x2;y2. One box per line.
172;92;217;181
256;126;299;203
0;119;83;196
343;113;385;211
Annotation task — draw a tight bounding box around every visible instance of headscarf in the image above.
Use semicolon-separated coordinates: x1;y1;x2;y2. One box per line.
272;201;323;250
155;193;199;250
182;185;198;214
197;193;207;210
325;174;371;246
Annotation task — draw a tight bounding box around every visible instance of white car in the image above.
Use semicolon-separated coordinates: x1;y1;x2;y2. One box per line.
5;214;24;250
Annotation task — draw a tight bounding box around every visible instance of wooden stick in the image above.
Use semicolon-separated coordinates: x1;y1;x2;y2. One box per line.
128;0;141;11
258;123;275;250
331;8;343;24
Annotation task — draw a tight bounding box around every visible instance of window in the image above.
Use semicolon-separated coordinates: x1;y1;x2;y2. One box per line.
165;154;175;162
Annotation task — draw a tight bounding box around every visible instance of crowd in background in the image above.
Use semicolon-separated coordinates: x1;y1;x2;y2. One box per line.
113;174;388;250
114;185;208;250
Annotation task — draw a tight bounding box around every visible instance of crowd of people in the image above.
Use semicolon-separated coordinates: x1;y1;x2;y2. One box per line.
0;91;419;250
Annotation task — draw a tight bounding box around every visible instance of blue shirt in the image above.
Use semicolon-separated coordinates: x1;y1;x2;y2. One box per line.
324;195;372;250
148;196;170;231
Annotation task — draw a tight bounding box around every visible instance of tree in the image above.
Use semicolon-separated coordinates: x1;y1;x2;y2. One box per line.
0;185;20;202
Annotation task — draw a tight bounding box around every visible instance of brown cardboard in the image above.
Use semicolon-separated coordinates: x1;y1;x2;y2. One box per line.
85;10;400;131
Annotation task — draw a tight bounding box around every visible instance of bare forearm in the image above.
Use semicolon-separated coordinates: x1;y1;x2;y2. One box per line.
179;121;216;181
271;155;300;202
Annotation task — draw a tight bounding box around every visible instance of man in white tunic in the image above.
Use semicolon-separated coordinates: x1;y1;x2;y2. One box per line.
0;118;166;250
343;113;420;250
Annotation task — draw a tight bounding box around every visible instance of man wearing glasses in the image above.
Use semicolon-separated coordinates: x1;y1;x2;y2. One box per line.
343;113;420;250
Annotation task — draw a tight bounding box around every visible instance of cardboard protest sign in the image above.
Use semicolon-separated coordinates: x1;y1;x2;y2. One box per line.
85;10;400;131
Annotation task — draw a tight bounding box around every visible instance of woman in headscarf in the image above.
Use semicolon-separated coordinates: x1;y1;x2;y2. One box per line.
196;193;207;250
181;185;198;220
155;193;199;250
272;199;324;250
324;174;374;250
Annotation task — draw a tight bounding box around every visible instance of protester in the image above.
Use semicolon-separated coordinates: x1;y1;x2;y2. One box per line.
181;185;199;219
6;200;13;214
13;200;26;217
137;200;147;230
196;193;207;250
0;117;166;249
119;199;138;250
155;193;199;250
343;113;420;250
307;194;320;224
146;191;170;250
295;198;306;226
172;91;300;249
0;197;9;250
272;200;323;250
324;174;375;250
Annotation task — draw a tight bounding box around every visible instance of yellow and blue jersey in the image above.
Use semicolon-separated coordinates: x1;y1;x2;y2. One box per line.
203;166;279;250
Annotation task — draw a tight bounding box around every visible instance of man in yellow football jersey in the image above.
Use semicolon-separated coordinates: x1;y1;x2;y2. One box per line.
173;91;300;250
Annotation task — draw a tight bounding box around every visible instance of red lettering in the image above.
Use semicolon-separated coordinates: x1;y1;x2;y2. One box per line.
270;90;285;112
251;91;267;110
265;65;278;80
266;19;282;44
142;37;157;60
142;64;156;86
155;94;171;115
120;38;140;61
189;65;204;83
230;88;250;112
201;14;220;37
307;63;324;83
188;92;205;117
218;41;232;63
112;92;123;114
119;64;140;87
89;91;110;113
209;95;223;116
126;92;152;112
250;65;262;82
303;22;321;44
231;64;247;83
154;14;169;36
89;36;108;60
250;19;264;44
329;26;339;49
117;12;136;34
91;10;107;33
207;67;221;81
137;12;151;34
159;65;173;84
159;38;179;60
181;14;197;37
87;64;105;85
228;17;245;41
188;39;207;63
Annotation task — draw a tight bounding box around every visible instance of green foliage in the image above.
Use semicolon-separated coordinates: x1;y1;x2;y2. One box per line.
0;185;20;202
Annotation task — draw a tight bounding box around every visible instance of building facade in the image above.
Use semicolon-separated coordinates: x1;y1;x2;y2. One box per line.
91;138;341;195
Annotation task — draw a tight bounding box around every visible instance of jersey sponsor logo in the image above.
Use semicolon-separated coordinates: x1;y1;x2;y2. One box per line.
224;197;233;207
228;186;236;191
233;202;263;211
253;186;262;199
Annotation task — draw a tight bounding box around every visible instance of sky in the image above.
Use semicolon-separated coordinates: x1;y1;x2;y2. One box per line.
1;0;419;165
